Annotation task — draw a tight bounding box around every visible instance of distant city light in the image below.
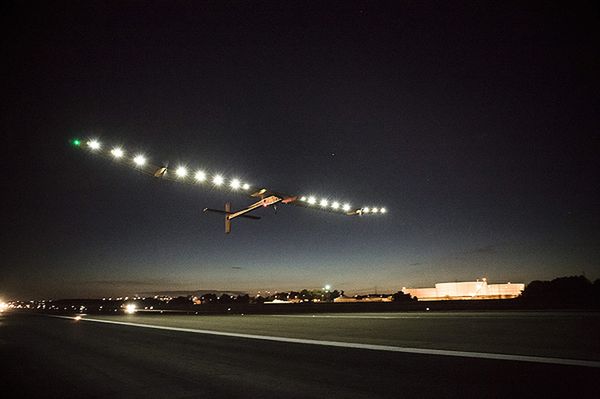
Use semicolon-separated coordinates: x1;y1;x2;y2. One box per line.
213;175;224;186
300;196;307;201
242;183;250;190
380;207;387;214
175;167;188;177
194;170;206;182
342;203;351;212
74;315;82;321
372;207;379;213
324;284;331;291
124;304;137;314
363;207;370;213
133;155;146;166
331;201;340;210
308;196;317;205
111;147;124;158
87;139;101;150
0;301;7;312
320;199;329;207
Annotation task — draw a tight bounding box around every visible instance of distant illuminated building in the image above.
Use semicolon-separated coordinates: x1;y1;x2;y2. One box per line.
263;299;295;304
402;279;524;301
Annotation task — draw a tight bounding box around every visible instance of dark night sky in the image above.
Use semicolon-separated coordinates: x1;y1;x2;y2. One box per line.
2;1;599;299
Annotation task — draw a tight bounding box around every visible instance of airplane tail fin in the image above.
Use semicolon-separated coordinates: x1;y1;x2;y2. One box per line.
203;203;261;234
225;202;231;234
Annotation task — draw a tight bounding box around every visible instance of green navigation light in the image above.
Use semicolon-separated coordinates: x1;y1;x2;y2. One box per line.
71;139;81;146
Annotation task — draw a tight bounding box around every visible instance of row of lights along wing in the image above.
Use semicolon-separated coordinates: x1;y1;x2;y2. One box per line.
79;139;386;215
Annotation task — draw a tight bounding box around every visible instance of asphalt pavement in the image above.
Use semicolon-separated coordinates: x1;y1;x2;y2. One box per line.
1;313;598;398
86;311;600;361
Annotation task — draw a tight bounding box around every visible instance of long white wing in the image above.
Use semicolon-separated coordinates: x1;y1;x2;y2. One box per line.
71;138;387;216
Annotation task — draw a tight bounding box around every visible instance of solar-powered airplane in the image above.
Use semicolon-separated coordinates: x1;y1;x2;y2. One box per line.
71;138;387;233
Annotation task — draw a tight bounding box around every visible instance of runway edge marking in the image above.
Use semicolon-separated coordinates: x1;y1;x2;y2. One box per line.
51;315;600;368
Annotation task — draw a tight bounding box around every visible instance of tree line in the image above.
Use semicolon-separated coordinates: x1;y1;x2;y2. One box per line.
519;275;600;307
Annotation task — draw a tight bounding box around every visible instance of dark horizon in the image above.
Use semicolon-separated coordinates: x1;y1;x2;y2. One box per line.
2;1;599;299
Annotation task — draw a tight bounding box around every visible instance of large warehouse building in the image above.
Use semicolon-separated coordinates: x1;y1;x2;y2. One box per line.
402;279;524;301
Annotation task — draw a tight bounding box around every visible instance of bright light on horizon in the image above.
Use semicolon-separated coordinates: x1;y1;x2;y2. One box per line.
124;303;137;314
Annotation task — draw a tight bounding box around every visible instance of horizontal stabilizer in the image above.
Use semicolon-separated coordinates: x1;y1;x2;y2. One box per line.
203;208;261;220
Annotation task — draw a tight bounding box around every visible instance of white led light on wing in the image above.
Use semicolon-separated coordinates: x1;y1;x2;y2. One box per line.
194;170;206;181
213;175;224;186
133;155;146;166
78;138;387;222
230;179;241;189
111;147;124;158
87;139;101;150
175;167;188;177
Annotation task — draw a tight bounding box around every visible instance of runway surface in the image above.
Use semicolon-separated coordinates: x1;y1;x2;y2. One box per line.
1;312;598;398
82;310;600;362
